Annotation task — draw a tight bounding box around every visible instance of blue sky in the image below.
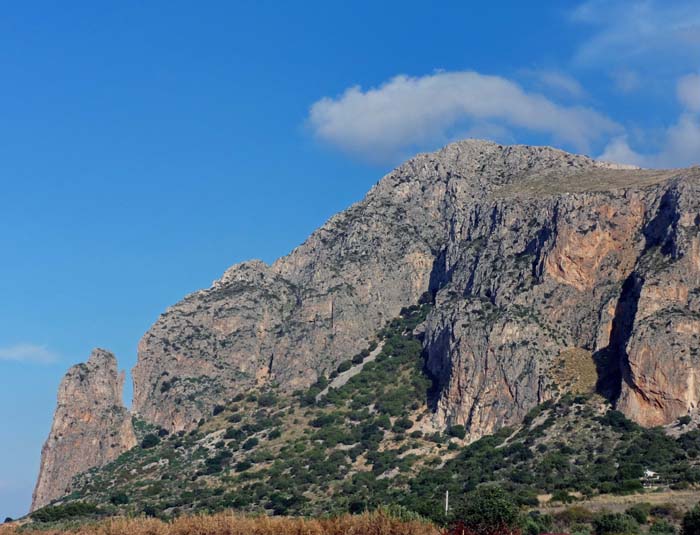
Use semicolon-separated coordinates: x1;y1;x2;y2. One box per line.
1;0;699;519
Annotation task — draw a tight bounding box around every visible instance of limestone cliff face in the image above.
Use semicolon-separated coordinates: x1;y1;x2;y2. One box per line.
32;349;136;511
423;170;700;436
130;139;700;438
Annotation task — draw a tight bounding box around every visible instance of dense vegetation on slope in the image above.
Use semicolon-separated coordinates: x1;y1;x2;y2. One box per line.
33;304;700;525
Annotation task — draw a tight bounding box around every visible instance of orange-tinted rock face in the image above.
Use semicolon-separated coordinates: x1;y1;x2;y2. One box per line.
614;186;700;426
32;349;136;511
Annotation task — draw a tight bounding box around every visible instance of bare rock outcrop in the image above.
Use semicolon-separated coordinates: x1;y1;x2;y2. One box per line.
31;349;136;511
130;139;700;437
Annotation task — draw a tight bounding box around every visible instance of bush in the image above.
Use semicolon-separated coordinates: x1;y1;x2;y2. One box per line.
650;520;677;535
682;506;700;535
258;392;278;407
337;361;352;373
593;513;639;535
243;438;259;450
212;404;225;416
141;434;160;449
523;511;553;535
551;490;575;504
393;417;414;432
32;503;101;522
626;503;651;524
4;518;13;523
110;492;129;505
448;425;467;440
236;460;252;472
224;427;244;440
451;486;520;535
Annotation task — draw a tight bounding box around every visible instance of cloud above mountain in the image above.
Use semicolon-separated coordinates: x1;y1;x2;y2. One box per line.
600;73;700;168
308;71;618;163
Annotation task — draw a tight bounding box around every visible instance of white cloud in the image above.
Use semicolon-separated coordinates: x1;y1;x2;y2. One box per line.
599;136;647;167
0;343;58;364
308;71;618;163
535;71;586;99
599;74;700;168
677;73;700;112
572;1;700;67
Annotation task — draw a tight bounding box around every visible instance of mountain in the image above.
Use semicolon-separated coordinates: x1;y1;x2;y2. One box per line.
32;139;700;512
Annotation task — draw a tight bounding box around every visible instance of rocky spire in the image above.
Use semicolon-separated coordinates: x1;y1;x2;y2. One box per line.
31;349;136;511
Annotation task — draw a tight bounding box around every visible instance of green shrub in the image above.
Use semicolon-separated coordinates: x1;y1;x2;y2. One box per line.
650;520;677;535
242;437;259;450
626;503;651;524
452;485;520;533
236;460;252;472
110;492;129;505
32;502;101;522
523;511;553;535
141;434;160;449
593;513;639;535
258;392;278;407
393;417;413;432
337;361;352;373
448;425;467;439
551;490;575;503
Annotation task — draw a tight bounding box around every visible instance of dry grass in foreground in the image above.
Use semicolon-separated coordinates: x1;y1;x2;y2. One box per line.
0;511;441;535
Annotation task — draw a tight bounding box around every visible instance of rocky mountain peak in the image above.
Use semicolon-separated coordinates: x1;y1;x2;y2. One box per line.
31;349;136;511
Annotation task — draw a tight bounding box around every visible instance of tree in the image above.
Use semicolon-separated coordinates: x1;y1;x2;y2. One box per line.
110;492;129;505
242;437;259;450
451;486;521;535
683;506;700;535
448;425;467;439
593;513;639;535
141;433;160;449
626;503;651;525
4;518;13;524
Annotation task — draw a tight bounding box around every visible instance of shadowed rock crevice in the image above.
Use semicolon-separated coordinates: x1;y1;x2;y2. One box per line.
594;273;644;403
644;187;681;256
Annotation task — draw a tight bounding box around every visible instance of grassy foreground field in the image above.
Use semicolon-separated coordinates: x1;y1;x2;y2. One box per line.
0;511;440;535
